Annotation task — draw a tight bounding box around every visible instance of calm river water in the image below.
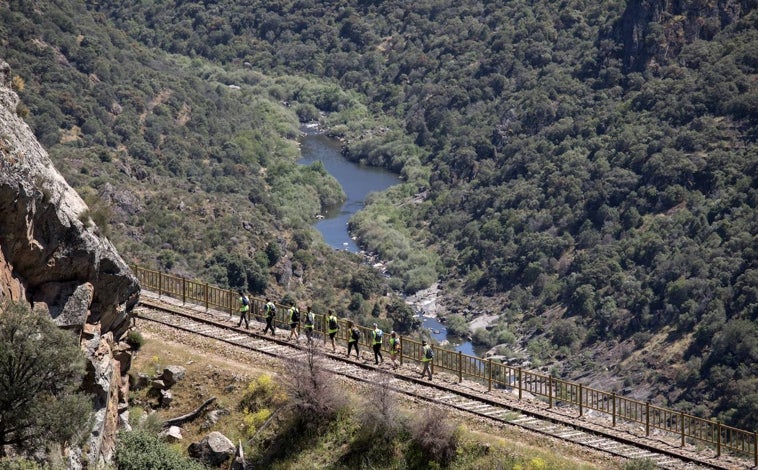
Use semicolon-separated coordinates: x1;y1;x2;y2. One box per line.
297;126;400;253
298;127;480;356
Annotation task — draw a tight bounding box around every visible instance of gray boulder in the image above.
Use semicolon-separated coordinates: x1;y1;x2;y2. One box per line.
188;432;235;467
161;365;187;388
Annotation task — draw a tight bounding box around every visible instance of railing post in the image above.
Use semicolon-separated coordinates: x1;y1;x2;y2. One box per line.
716;421;721;457
458;351;462;383
204;283;209;311
431;348;434;376
229;289;234;317
645;402;650;437
182;278;186;304
680;411;685;448
548;375;553;409
517;367;522;400
612;392;616;427
488;358;492;392
753;431;757;467
578;384;583;417
399;337;403;366
158;271;163;297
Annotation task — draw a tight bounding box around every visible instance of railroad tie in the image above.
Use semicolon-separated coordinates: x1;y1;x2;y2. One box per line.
510;416;538;425
434;394;457;402
225;334;249;341
582;438;610;446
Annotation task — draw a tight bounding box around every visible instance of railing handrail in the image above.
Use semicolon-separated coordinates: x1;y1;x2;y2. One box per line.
132;265;757;465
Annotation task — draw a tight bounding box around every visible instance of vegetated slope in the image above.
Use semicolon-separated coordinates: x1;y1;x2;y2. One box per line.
92;0;757;430
0;2;411;329
6;0;757;431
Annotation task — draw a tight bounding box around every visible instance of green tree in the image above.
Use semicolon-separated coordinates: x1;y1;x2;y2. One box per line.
0;301;92;456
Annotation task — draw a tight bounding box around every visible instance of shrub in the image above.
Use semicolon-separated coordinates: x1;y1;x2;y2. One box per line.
239;374;286;414
115;429;206;470
125;329;145;350
444;314;469;337
359;372;403;440
280;342;348;426
408;407;459;467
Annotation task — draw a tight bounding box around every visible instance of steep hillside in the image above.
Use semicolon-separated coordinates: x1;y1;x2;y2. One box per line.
2;0;756;431
0;58;140;467
0;0;405;325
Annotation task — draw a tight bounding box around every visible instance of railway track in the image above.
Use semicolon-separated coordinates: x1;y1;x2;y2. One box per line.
134;292;751;470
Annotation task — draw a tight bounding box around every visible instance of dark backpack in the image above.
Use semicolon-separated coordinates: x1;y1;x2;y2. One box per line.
291;308;300;323
265;303;276;317
425;347;434;359
374;329;383;343
241;295;250;306
328;317;338;330
351;328;361;341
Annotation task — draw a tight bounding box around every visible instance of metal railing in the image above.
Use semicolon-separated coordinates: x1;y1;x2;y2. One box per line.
133;265;757;465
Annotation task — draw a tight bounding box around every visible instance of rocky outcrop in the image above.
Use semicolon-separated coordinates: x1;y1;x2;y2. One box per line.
0;59;140;467
614;0;751;72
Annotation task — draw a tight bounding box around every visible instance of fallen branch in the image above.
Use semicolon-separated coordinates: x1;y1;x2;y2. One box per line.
162;397;216;428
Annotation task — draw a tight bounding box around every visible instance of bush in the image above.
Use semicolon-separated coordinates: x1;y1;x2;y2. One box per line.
125;329;145;350
0;458;46;470
280;342;348;426
239;374;286;414
115;429;206;470
0;301;92;455
359;372;403;440
444;314;469;337
408;407;459;467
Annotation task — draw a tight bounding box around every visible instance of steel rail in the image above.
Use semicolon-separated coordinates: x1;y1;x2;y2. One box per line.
134;296;749;469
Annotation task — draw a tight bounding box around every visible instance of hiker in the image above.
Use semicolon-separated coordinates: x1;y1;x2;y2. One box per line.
237;290;250;329
288;302;301;341
389;331;400;368
303;305;315;344
347;320;360;359
325;309;339;352
420;340;433;381
263;298;277;335
371;323;384;365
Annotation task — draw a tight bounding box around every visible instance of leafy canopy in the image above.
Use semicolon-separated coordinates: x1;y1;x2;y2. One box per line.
0;301;92;457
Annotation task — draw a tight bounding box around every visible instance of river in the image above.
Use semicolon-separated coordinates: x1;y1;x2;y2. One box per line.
297;125;400;253
298;127;481;356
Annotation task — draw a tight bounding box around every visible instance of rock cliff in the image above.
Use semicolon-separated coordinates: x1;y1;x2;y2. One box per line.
615;0;751;71
0;59;140;467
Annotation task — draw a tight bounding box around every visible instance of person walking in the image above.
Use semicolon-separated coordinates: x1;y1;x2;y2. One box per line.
371;323;384;365
325;310;339;352
237;290;250;329
389;331;401;368
420;340;433;381
346;320;361;359
263;298;277;335
303;305;315;344
288;302;301;341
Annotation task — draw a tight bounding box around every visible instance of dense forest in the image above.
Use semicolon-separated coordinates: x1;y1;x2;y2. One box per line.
1;0;756;431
